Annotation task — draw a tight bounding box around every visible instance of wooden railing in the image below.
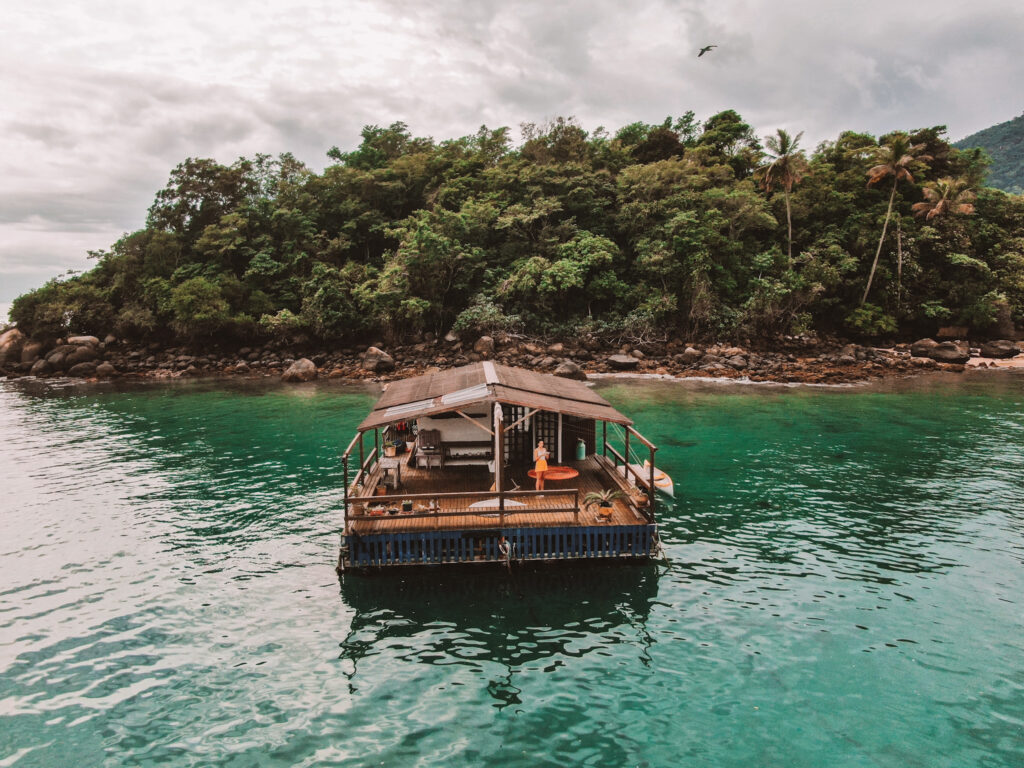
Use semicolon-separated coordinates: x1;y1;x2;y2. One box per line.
349;445;378;493
346;488;580;528
601;422;658;515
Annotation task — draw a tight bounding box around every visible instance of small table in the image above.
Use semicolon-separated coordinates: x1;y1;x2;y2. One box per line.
527;466;580;483
379;456;403;490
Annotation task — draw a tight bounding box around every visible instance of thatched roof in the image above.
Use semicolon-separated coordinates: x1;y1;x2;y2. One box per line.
358;362;631;430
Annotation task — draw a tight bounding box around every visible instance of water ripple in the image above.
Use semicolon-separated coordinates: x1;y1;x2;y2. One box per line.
1;376;1023;766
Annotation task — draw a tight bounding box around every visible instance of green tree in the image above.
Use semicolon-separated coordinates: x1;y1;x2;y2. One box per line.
911;177;976;221
168;277;231;339
862;134;931;305
759;129;809;263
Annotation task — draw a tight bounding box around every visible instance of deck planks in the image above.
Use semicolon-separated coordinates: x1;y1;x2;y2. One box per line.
347;455;650;535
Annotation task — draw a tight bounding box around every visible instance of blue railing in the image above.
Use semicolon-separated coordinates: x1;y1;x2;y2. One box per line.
343;524;656;567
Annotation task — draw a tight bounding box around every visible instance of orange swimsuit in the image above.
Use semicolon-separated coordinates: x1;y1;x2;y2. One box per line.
534;448;548;472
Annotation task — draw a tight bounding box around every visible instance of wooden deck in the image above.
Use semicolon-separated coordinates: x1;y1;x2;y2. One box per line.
346;454;649;535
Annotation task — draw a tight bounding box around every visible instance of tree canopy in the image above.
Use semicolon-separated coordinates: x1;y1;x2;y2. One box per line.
12;113;1024;344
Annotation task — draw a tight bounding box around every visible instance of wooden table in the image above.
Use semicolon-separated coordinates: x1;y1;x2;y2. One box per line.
527;466;580;483
379;456;403;489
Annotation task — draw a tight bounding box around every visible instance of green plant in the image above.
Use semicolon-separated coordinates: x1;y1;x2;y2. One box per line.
844;303;897;337
583;489;626;510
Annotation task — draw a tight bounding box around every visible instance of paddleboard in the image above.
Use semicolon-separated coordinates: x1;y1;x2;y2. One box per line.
617;460;675;497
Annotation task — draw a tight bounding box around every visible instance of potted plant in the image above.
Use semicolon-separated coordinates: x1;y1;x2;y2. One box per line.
583;489;625;520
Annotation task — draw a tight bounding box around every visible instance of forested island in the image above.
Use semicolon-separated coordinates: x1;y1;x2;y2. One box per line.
3;111;1023;383
955;112;1024;195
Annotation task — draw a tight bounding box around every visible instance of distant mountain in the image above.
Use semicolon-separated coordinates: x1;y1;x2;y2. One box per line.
955;112;1024;194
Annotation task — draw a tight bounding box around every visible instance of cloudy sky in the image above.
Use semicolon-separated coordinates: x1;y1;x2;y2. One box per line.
2;0;1023;313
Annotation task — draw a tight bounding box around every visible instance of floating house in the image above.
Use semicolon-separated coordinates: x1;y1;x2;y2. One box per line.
338;362;663;570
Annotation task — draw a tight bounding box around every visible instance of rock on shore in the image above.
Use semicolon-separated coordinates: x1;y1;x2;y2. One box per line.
0;328;26;363
282;358;317;382
3;325;1022;386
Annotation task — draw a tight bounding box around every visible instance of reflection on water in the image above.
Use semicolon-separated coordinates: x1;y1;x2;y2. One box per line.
339;563;660;706
1;373;1023;767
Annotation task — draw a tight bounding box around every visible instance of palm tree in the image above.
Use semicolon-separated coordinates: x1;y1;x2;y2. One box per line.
862;135;931;305
760;129;809;263
911;177;976;220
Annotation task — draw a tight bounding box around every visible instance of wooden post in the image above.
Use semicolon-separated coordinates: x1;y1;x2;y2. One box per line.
602;421;607;459
342;454;350;533
495;404;505;525
358;431;364;474
649;444;656;512
557;412;563;463
374;429;379;464
573;489;579;525
624;429;630;476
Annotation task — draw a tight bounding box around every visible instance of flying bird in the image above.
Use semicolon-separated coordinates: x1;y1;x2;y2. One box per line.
698;45;717;57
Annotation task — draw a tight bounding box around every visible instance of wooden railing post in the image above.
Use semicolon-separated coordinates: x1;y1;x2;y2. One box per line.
602;421;607;459
358;431;364;477
624;429;630;474
573;489;579;525
648;443;657;513
342;453;350;533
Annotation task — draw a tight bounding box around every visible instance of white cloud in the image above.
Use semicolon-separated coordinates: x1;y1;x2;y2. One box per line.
2;0;1023;300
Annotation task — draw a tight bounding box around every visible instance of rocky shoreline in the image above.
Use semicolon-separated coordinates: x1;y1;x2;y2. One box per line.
1;327;1022;387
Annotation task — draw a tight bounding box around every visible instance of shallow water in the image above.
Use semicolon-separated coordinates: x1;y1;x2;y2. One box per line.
1;373;1023;767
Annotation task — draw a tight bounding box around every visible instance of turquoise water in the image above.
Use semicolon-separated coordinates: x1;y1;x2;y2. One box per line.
1;373;1023;767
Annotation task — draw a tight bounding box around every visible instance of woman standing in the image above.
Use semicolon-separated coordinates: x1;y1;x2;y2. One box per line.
533;440;549;491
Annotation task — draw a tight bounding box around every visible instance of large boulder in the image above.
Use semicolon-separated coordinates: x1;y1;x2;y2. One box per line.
362;347;395;373
30;358;52;377
65;345;98;367
910;338;939;358
45;345;78;370
0;328;26;363
473;336;495;358
553;361;587;381
607;354;639;370
95;362;117;378
20;341;45;364
929;341;970;364
282;358;317;382
979;340;1020;359
726;355;748;370
67;335;100;347
679;347;703;365
67;361;98;378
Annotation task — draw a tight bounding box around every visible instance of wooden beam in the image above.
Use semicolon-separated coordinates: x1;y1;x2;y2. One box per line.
503;407;539;433
455;409;493;436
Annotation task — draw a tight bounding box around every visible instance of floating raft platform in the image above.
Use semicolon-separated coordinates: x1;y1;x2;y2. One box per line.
337;363;663;571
